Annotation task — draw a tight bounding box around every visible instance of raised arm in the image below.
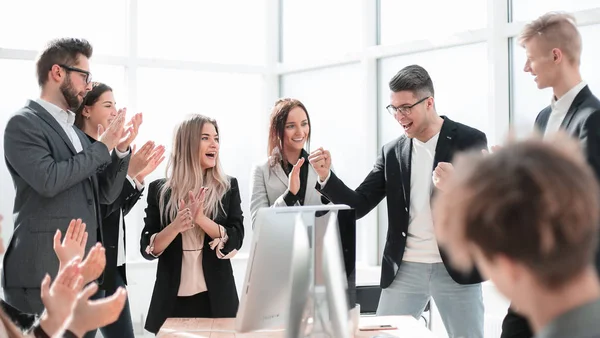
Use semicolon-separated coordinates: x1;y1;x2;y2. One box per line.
312;148;387;219
140;181;193;260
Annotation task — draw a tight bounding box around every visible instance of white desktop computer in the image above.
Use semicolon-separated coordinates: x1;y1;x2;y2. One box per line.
235;205;355;337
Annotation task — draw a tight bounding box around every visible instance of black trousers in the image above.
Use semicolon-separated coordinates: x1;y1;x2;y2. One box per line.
172;291;212;318
501;307;533;338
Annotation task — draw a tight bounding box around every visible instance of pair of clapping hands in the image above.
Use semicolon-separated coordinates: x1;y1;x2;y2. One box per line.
38;219;126;337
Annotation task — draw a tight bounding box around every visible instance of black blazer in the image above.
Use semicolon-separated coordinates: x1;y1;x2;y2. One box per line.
140;177;244;334
100;178;144;290
317;116;488;289
534;85;600;268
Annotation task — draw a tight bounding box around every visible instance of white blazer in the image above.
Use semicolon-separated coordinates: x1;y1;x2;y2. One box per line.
249;156;329;227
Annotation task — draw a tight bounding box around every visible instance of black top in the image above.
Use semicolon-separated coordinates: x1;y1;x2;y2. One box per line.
281;149;310;206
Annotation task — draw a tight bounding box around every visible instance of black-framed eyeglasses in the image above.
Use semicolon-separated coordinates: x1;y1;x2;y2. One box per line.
386;96;430;117
58;64;92;84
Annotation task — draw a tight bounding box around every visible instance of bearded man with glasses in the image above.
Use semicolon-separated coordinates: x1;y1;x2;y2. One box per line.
2;38;136;323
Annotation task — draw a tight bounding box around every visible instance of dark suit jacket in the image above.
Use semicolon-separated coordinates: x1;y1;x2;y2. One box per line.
140;177;244;334
100;178;144;290
534;85;600;268
316;116;488;289
2;100;129;289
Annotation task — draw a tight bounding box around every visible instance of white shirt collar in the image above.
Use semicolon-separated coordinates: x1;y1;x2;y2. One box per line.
35;98;76;127
550;81;587;114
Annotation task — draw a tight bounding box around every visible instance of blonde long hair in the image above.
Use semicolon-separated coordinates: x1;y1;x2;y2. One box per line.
159;114;230;224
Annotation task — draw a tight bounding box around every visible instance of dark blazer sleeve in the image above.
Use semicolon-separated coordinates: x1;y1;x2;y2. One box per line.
103;179;144;218
221;177;244;255
580;110;600;181
4;114;111;198
316;147;386;219
0;299;37;330
97;149;131;205
140;180;163;261
471;132;488;153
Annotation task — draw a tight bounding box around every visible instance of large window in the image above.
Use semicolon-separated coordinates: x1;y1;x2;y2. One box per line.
379;0;487;45
0;0;127;56
511;0;600;22
511;24;600;131
2;3;600;336
281;0;363;63
138;0;267;64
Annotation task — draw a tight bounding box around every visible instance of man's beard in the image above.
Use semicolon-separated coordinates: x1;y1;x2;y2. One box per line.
60;76;83;111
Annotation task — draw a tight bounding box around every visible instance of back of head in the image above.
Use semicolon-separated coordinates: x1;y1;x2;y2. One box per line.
388;64;435;97
435;133;600;289
519;12;582;65
36;38;93;87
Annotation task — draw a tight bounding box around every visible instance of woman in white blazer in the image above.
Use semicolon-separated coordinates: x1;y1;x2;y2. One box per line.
250;98;330;227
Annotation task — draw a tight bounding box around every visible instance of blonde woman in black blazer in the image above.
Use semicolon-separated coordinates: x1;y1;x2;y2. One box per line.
140;115;244;334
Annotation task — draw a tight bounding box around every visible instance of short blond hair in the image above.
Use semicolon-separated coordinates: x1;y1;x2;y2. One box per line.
519;12;582;65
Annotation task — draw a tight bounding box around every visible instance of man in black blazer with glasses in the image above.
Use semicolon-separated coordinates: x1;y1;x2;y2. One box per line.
309;64;488;338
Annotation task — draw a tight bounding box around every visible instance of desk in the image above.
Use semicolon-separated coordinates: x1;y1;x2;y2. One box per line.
157;316;435;337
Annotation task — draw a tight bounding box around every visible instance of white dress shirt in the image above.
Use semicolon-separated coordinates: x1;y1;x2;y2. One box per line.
117;176;144;266
36;98;83;152
544;81;587;136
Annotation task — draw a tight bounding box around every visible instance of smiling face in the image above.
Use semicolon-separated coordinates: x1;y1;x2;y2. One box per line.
389;90;434;140
523;37;559;90
282;106;310;155
83;90;117;130
199;122;219;169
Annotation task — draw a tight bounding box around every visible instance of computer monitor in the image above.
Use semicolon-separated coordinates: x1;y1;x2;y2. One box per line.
235;204;355;335
322;211;351;338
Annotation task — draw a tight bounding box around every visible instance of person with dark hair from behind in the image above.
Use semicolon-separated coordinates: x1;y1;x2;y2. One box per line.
434;134;600;338
250;98;329;228
308;64;488;337
140;114;244;334
2;38;135;317
74;82;165;338
498;12;600;338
